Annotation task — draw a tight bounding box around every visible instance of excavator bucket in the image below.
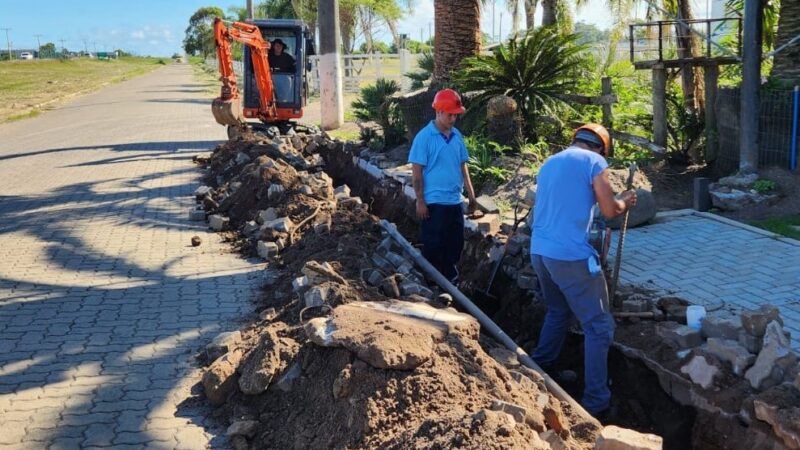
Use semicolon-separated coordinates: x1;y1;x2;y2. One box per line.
211;97;244;126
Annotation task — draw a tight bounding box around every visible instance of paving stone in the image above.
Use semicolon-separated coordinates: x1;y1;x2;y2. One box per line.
595;425;663;450
257;241;279;259
741;305;784;337
701;315;741;341
745;321;797;390
656;322;703;349
208;214;229;231
705;338;756;376
680;354;719;389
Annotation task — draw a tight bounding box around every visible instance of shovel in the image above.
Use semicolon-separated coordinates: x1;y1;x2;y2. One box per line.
610;163;637;309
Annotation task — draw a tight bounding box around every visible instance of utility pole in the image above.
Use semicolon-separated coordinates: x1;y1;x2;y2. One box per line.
420;27;423;43
739;0;762;174
492;0;495;43
428;22;432;43
2;28;11;61
318;0;344;130
246;0;253;20
499;12;503;42
34;33;43;57
59;38;66;55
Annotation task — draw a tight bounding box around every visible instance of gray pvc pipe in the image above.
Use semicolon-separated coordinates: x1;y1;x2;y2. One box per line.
379;220;601;428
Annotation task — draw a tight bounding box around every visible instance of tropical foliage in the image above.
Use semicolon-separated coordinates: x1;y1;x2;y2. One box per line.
454;27;590;137
351;79;406;148
406;51;434;89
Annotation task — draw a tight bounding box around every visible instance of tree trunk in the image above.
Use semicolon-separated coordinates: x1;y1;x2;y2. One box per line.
386;19;401;51
524;0;537;29
541;0;557;27
509;0;521;37
772;0;800;83
674;0;705;112
433;0;481;83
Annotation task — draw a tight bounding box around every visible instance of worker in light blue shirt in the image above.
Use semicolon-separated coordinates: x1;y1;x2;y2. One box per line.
408;89;478;283
530;123;637;418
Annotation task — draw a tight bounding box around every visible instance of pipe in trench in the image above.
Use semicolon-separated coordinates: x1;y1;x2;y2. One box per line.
379;219;602;428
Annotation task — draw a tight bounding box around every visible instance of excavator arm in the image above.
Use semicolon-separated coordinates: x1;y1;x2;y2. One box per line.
211;18;278;126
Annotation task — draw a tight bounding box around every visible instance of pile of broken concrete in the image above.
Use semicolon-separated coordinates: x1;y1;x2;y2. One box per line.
709;173;780;211
655;304;800;449
190;130;664;450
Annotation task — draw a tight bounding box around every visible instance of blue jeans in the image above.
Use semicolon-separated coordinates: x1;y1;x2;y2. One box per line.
530;254;615;415
420;204;464;282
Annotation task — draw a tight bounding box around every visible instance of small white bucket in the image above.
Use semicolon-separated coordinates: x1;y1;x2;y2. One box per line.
686;305;706;330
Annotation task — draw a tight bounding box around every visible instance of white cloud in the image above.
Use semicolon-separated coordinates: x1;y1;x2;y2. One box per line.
131;30;145;39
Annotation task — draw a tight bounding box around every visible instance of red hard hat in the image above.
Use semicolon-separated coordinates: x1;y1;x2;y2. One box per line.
432;89;466;114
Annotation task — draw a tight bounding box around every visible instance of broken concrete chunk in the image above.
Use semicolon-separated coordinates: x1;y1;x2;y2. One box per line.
194;185;213;198
701;315;740;341
400;281;433;299
299;185;314;195
367;270;383;286
238;330;299;395
680;354;719;389
383;251;407;269
656;322;703;349
271;362;301;393
262;217;294;233
488;347;519;367
304;285;330;307
267;184;285;201
473;214;501;235
334;184;351;198
490;399;527;423
595;425;664;450
226;420;259;438
741;305;783;338
208;214;229;231
202;349;243;406
540;429;567;450
745;320;797;390
188;209;206;221
205;331;242;362
739;329;763;354
242;220;260;236
705;338;755;376
475;194;500;213
256;207;278;224
292;276;310;294
506;233;530;257
339;196;363;209
257;241;279;259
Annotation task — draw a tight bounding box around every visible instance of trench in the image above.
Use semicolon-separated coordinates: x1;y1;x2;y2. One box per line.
319;143;711;450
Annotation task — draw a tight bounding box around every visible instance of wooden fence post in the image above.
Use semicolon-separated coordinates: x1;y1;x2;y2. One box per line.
653;63;668;148
601;77;613;129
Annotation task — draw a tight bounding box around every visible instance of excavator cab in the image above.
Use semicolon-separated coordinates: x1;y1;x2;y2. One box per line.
242;19;312;129
211;18;313;136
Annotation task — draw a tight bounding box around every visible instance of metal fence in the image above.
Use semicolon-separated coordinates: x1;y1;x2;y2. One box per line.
715;86;799;174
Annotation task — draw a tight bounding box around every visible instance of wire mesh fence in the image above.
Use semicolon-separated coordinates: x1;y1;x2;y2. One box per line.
628;18;741;65
715;86;799;174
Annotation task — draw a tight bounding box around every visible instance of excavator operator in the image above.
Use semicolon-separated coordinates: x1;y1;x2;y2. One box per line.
268;38;296;72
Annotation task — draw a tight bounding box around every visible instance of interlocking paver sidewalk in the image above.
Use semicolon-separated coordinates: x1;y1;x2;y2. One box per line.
0;64;260;449
610;210;800;351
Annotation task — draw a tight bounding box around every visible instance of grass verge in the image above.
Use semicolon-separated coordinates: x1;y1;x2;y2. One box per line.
0;56;165;123
750;215;800;240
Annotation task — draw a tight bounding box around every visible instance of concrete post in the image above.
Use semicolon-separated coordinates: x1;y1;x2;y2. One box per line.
653;64;668;148
693;177;711;211
399;49;411;91
318;0;344;130
704;63;719;163
740;0;763;174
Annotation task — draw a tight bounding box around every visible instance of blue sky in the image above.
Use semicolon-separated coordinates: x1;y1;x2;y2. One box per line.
1;0;718;56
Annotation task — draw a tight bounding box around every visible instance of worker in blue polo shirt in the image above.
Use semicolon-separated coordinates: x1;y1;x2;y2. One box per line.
408;89;478;283
530;123;637;419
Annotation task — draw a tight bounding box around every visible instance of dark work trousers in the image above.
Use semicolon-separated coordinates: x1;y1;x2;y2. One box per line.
420;204;464;282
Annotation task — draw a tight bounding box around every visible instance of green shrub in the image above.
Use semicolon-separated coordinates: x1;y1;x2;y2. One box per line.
465;135;511;190
752;179;776;193
406;51;433;90
351;79;406;148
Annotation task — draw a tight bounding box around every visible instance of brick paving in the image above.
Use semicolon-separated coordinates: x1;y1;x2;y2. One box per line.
0;64;261;449
610;210;800;351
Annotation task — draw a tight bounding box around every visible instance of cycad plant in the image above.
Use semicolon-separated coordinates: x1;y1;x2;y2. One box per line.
406;51;434;90
453;27;590;137
351;79;406;148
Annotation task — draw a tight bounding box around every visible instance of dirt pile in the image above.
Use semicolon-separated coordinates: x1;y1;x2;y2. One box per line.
193;131;602;450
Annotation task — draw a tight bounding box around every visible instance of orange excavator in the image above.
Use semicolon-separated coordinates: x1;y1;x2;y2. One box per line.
211;17;313;136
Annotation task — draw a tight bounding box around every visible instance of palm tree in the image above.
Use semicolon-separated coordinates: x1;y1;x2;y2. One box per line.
454;27;589;133
771;0;798;82
432;0;482;83
524;0;537;28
